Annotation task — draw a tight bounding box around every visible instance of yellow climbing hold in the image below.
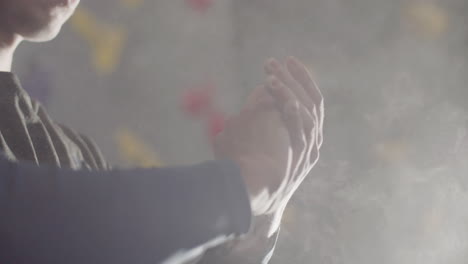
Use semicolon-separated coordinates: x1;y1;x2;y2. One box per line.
375;140;408;163
70;8;127;75
115;129;164;168
406;2;449;38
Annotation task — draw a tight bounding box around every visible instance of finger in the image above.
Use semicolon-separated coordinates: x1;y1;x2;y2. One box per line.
286;57;324;146
267;77;316;199
265;58;294;91
265;58;306;98
285;57;322;104
266;75;312;153
299;103;315;156
292;106;320;187
310;132;320;167
267;71;316;161
265;75;296;111
308;112;320;168
282;101;307;156
244;85;275;110
266;76;310;159
287;129;318;197
291;103;314;182
265;58;314;113
314;102;324;148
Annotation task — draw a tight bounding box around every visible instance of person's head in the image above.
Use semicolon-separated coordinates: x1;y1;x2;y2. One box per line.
0;0;80;43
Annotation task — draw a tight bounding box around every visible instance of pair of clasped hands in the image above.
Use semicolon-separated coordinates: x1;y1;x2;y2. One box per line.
214;56;324;222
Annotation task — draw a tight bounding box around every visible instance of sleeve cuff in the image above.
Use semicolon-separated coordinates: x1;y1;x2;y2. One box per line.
215;159;252;236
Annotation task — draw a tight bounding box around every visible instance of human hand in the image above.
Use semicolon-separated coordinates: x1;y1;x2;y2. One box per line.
214;57;324;216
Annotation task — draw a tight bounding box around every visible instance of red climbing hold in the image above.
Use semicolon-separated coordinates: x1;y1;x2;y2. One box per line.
186;0;214;13
208;112;225;141
181;83;215;117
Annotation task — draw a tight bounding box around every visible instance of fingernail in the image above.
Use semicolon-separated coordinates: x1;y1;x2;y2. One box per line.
268;59;280;70
287;57;300;71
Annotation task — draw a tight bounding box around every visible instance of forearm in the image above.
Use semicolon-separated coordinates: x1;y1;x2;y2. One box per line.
0;158;252;264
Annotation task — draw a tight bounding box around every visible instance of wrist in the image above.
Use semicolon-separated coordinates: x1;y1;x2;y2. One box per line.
234;158;277;216
231;157;261;198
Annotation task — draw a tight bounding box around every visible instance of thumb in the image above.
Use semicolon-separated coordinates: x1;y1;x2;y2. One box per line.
244;85;275;111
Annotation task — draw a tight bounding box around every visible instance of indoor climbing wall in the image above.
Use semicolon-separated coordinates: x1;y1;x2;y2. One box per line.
12;0;468;263
15;0;240;166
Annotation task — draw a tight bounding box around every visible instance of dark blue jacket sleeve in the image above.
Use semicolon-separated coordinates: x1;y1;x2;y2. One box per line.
0;157;252;264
